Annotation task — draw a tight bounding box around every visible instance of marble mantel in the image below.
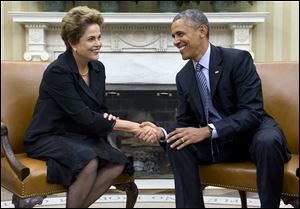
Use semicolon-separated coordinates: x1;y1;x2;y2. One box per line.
10;12;268;84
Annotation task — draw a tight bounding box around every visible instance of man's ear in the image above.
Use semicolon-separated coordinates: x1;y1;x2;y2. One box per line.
199;24;208;37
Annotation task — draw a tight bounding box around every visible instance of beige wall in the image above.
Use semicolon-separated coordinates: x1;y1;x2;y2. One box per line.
1;1;299;62
251;1;299;62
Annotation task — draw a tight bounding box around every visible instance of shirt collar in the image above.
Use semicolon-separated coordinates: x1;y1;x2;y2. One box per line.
193;43;211;70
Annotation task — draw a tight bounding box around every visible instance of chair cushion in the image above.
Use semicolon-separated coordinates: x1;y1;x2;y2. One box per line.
1;153;66;198
1;153;135;198
199;154;299;196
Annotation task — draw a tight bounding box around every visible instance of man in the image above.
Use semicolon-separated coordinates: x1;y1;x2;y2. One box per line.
140;9;291;208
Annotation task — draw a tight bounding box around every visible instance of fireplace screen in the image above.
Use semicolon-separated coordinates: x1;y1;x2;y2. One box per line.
106;88;177;178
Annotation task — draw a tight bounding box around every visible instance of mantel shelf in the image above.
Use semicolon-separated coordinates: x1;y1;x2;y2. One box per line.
9;11;268;84
9;12;269;24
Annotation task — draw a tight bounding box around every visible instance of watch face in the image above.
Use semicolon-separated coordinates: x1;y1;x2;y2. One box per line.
208;123;214;130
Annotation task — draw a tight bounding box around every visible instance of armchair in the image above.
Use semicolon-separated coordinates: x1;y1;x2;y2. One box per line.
1;61;138;208
199;62;299;208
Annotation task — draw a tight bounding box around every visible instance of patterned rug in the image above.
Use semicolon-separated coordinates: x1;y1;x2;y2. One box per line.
1;193;293;208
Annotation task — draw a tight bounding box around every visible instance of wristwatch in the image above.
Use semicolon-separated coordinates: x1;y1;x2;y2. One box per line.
207;123;214;139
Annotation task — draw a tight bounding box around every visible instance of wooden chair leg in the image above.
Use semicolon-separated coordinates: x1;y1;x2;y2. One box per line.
238;190;247;208
114;182;139;208
12;194;46;208
282;195;299;208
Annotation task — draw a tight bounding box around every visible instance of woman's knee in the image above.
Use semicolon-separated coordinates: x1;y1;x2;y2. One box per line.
82;158;98;175
105;163;124;177
113;164;125;174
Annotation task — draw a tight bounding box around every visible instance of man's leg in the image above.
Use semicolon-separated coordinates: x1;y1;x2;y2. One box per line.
249;125;287;208
164;139;212;208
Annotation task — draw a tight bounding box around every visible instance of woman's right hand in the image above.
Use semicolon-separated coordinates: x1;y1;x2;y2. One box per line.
134;123;160;143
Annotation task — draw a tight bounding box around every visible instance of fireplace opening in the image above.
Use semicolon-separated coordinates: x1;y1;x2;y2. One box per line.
106;86;177;179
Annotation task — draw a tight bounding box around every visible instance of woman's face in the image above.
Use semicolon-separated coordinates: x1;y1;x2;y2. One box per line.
71;23;102;62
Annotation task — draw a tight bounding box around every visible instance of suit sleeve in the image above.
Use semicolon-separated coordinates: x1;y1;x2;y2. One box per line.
214;51;264;139
43;66;115;135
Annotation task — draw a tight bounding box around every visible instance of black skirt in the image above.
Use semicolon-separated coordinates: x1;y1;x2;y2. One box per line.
25;132;133;186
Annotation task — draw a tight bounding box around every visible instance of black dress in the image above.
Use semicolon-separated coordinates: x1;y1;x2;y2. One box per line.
24;50;132;186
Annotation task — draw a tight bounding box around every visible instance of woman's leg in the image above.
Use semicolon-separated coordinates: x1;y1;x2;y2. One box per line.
81;163;124;208
66;158;98;208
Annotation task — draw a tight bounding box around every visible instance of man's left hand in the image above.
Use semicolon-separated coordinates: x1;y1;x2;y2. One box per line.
167;127;210;150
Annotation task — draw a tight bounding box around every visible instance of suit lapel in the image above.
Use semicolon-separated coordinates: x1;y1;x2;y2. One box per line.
78;76;100;105
185;44;224;122
185;61;206;121
89;69;100;94
65;50;101;105
209;45;223;97
89;63;103;101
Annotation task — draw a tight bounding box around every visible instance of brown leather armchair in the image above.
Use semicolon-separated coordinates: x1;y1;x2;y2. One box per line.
199;62;299;208
1;61;138;208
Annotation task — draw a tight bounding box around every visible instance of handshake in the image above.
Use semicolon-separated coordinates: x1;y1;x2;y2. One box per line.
134;121;164;144
103;113;164;144
104;112;206;150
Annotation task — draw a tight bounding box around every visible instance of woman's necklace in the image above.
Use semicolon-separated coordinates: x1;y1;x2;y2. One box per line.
79;69;89;76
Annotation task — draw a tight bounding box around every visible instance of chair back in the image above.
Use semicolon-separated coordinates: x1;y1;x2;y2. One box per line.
256;62;299;154
1;61;50;155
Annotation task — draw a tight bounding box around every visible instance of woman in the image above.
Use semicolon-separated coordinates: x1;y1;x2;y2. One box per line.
24;6;157;208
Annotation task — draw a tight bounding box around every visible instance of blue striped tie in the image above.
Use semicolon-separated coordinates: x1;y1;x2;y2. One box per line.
195;63;222;123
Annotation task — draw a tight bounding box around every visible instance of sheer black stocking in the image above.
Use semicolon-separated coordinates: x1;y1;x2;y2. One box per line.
66;158;124;208
81;163;124;208
66;158;98;208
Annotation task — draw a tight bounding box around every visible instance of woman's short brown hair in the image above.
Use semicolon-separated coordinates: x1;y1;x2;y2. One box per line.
61;6;104;50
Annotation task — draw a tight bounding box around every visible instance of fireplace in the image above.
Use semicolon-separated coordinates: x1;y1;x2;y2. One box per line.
106;84;177;178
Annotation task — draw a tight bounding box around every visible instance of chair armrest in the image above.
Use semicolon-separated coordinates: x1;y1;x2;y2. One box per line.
1;122;30;181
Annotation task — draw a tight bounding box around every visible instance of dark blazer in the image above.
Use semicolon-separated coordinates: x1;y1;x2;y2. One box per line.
24;50;115;143
165;44;272;144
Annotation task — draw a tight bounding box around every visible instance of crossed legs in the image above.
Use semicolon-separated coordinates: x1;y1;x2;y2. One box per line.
66;158;124;208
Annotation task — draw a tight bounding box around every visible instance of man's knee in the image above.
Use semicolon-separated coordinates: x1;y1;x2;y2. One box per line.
250;129;284;156
165;143;187;158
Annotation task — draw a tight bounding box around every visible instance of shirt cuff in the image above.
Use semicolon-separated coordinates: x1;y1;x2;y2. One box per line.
208;123;219;139
159;128;168;143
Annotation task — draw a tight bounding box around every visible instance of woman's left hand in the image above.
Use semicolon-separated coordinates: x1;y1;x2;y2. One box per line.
103;113;119;120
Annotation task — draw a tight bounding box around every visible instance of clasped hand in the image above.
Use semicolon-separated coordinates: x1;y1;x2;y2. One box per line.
138;123;211;150
135;121;163;144
103;113;161;144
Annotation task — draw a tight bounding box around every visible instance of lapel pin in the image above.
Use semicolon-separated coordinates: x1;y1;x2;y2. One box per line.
214;70;219;74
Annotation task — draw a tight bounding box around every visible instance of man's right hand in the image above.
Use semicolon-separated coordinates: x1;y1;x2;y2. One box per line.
138;121;164;143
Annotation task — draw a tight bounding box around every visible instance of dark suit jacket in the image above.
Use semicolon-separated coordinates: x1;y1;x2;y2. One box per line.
24;50;115;143
165;44;272;144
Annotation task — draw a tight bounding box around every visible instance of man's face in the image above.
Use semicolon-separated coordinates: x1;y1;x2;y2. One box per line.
171;18;203;61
